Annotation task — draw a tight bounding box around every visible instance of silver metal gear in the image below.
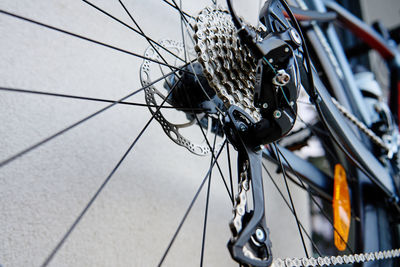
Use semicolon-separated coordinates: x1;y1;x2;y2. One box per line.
193;6;261;122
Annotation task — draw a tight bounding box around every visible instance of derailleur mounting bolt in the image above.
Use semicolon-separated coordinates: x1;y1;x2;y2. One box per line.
255;228;266;242
290;28;302;46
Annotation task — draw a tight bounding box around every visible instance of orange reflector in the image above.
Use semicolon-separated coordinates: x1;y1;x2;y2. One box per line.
332;163;351;251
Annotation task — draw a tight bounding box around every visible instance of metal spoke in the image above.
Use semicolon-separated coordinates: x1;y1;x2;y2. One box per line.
162;0;194;22
181;81;232;202
0;86;207;111
179;77;232;202
157;140;227;267
262;162;323;257
179;0;188;63
272;142;310;258
192;114;233;203
0;9;189;72
0;67;185;168
170;0;194;31
226;143;234;200
117;0;181;72
81;0;185;64
164;0;196;48
275;145;355;254
40;68;182;267
200;127;218;267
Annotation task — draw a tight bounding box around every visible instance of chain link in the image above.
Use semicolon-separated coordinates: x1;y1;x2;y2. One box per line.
331;98;390;152
230;160;250;238
272;249;400;266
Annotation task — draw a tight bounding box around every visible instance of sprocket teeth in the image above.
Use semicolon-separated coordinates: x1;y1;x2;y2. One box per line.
193;6;261;121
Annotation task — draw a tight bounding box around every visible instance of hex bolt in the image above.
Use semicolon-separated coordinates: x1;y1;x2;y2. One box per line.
262;103;268;109
239;124;247;131
255;228;266;242
272;69;290;86
284;47;290;53
290;28;302;45
268;58;274;63
273;110;282;119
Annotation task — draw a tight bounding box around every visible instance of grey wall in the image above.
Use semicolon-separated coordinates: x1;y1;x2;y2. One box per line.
0;1;310;266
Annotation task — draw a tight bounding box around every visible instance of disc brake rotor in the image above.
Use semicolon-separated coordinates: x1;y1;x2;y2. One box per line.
140;39;222;156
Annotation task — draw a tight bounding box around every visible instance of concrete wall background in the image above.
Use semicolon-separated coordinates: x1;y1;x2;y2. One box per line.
0;1;311;266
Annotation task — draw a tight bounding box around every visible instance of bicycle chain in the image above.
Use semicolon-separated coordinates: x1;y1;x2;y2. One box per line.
193;6;261;122
230;160;250;238
331;97;398;158
272;249;400;266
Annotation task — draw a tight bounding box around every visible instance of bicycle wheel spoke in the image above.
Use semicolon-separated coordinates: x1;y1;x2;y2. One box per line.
157;140;226;267
181;86;232;202
0;67;184;168
179;0;188;63
226;143;234;201
0;86;207;111
275;145;355;254
262;162;323;257
162;0;194;22
0;9;188;72
192;114;233;203
41;75;182;266
118;0;179;71
200;129;218;267
272;142;310;258
83;0;185;64
166;0;196;46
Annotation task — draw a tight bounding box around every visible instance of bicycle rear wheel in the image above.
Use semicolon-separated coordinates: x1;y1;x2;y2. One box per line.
0;0;399;266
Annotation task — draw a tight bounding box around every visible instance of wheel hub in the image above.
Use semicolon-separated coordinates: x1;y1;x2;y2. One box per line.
140;39;223;156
